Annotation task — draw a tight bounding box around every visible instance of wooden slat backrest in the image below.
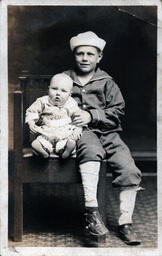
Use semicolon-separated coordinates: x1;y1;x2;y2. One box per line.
18;71;53;147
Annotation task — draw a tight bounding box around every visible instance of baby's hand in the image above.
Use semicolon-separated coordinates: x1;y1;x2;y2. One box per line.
28;122;42;134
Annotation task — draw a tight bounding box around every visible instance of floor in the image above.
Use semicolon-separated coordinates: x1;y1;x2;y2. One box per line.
8;175;157;248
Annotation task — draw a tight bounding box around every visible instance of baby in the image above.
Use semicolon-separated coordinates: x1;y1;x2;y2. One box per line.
25;73;82;159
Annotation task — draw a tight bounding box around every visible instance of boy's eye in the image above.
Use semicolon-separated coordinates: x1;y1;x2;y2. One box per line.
76;52;83;56
75;52;94;57
87;52;94;56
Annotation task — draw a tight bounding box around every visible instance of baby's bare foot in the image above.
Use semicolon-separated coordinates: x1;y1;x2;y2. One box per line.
31;140;49;158
61;139;76;159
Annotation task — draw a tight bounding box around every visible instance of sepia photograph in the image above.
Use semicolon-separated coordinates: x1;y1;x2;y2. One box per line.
0;0;162;255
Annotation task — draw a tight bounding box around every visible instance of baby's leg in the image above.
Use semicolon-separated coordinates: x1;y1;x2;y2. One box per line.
57;126;81;158
31;136;53;158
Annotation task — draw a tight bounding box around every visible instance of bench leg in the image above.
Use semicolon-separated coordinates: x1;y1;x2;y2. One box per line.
13;182;23;241
97;162;107;224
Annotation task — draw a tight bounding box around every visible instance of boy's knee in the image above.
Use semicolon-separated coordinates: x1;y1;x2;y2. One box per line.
77;145;105;163
126;167;142;185
76;130;105;163
112;167;142;187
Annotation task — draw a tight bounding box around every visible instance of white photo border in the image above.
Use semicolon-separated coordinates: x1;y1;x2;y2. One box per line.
0;0;162;255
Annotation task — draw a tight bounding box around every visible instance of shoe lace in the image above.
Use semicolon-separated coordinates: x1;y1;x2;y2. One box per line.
85;211;104;226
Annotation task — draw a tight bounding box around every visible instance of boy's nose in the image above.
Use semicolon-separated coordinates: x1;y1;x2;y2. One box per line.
82;54;88;61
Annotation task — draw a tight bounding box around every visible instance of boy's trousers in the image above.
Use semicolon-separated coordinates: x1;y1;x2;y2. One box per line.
76;129;142;188
100;132;142;187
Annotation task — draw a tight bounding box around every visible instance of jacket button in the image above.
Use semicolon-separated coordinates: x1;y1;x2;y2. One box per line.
82;89;86;93
82;104;87;109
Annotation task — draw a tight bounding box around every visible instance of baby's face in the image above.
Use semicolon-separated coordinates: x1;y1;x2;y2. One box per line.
49;76;72;107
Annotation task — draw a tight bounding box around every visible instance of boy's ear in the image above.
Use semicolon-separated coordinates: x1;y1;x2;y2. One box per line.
97;52;103;63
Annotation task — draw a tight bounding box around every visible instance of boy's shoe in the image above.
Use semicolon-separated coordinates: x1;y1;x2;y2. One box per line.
118;224;141;245
84;209;108;239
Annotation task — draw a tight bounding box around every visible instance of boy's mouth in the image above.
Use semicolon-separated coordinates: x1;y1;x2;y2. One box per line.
79;64;90;69
80;63;89;66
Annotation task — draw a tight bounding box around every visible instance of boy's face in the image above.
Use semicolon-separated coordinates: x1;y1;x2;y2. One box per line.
74;46;102;74
49;76;72;107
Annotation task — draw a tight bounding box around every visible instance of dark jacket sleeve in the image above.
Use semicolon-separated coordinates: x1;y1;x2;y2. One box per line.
89;79;125;131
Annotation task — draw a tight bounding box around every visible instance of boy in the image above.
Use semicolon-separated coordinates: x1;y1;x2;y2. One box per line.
25;73;82;159
63;31;142;245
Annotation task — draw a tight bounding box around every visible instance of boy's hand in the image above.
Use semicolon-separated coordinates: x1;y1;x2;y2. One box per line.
72;110;92;126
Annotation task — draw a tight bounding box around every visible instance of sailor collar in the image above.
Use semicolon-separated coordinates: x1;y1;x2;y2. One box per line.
66;68;112;86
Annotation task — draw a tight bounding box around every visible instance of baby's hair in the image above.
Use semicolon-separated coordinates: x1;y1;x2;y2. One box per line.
50;73;73;87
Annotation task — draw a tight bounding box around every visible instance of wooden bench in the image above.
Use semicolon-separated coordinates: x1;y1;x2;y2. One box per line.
11;72;107;242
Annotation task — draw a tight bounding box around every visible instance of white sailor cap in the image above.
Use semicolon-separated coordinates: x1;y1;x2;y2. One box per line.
70;31;106;52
